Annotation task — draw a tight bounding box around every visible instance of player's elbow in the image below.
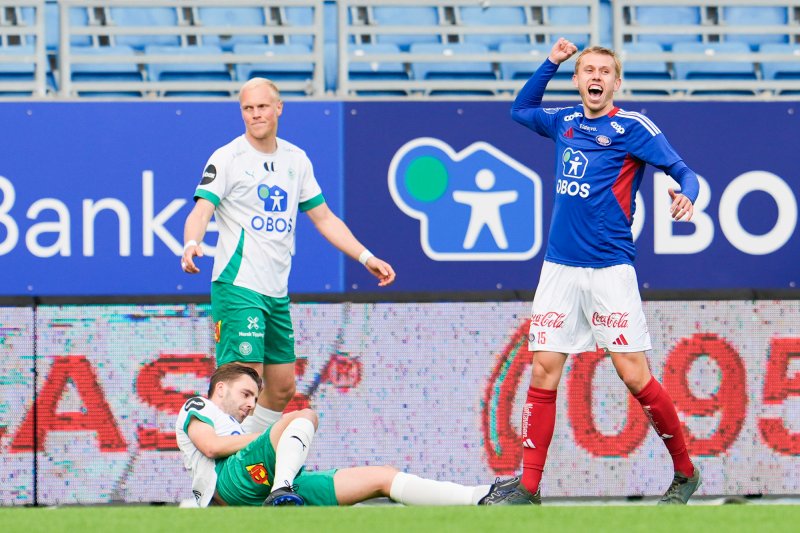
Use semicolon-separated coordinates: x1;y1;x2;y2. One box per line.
510;106;527;125
195;439;229;459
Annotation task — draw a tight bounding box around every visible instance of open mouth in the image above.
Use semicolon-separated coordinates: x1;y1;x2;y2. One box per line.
588;84;603;97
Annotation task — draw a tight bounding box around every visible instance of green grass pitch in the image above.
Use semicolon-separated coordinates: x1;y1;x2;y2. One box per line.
1;505;798;533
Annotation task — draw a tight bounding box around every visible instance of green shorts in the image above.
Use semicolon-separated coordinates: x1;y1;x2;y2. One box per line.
211;281;295;366
214;426;338;506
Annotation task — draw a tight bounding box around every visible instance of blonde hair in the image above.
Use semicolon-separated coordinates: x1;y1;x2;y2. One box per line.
239;77;281;102
575;46;622;78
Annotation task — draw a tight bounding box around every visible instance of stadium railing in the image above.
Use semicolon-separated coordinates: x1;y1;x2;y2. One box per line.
0;0;48;97
336;0;600;97
57;0;325;98
614;0;800;98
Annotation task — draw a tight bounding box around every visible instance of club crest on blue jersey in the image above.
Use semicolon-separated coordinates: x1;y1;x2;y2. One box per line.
561;148;589;179
596;135;612;146
257;184;288;212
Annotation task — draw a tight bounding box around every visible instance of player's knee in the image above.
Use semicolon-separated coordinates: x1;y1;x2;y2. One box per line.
531;359;557;385
295;408;319;429
269;380;296;402
618;369;647;393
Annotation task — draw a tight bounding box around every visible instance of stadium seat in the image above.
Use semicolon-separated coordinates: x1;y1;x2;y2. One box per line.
409;42;496;95
69;45;143;97
348;42;409;95
673;41;757;95
233;43;314;85
722;6;789;49
108;7;181;48
761;43;800;79
144;44;231;96
547;6;592;49
371;6;441;50
621;42;671;96
498;42;550;80
0;44;36;95
459;5;528;48
0;44;35;79
634;6;702;50
622;42;671;80
282;6;316;46
196;7;267;49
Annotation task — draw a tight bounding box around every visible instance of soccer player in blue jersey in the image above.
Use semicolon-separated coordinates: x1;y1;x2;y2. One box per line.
489;38;702;505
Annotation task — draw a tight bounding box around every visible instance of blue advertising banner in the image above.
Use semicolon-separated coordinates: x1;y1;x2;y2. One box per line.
0;102;343;296
344;101;799;291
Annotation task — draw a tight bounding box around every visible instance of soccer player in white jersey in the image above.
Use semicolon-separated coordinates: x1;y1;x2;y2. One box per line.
181;78;396;434
487;39;702;506
176;363;518;507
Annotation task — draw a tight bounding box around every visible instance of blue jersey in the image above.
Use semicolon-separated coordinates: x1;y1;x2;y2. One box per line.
512;59;699;268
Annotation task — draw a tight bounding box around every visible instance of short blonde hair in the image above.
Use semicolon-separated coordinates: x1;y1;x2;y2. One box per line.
239;77;281;102
574;46;622;78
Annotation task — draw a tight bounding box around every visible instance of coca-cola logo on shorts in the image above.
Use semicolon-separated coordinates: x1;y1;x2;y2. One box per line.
530;311;566;328
592;312;629;328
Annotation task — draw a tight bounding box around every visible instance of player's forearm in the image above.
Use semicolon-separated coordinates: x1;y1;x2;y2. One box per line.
511;58;559;120
315;214;367;261
183;203;213;245
199;432;259;459
666;161;700;204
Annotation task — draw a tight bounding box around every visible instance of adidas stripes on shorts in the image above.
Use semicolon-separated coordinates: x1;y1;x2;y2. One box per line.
528;261;652;354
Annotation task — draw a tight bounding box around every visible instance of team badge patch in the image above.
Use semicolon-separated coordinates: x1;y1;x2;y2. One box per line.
596;135;612;146
246;463;271;485
201;164;216;184
184;397;205;411
214;320;222;343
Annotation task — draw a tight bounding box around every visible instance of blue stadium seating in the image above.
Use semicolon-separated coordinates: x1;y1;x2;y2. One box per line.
108;7;181;48
0;44;37;95
348;42;408;95
623;42;671;80
233;43;314;83
498;42;550;80
196;7;267;49
723;6;789;49
621;42;671;95
548;6;591;49
283;6;316;46
760;43;800;79
371;6;441;50
410;42;496;95
634;6;702;50
145;44;230;96
69;45;143;97
459;5;528;48
673;41;757;95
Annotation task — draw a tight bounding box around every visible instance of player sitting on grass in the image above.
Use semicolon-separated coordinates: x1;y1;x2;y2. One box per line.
177;363;518;507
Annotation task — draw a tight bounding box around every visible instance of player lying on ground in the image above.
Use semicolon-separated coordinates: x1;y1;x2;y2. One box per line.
176;363;518;506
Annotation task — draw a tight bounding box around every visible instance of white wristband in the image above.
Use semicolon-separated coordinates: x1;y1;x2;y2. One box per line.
358;249;374;266
183;240;198;252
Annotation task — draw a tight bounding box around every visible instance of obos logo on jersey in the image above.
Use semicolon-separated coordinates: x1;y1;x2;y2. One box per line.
388;138;542;261
258;184;288;212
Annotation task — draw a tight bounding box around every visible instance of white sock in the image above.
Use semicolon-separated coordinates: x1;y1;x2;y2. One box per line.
271;418;315;493
241;404;282;434
389;472;491;506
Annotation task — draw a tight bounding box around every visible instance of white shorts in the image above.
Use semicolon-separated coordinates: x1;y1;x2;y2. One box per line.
528;261;652;354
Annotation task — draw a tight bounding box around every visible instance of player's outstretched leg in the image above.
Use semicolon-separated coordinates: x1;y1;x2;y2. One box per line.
478;476;520;505
482;483;541;506
263;482;305;506
659;467;701;505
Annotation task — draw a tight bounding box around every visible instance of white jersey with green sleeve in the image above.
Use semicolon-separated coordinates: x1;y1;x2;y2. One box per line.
175;396;245;507
194;135;325;297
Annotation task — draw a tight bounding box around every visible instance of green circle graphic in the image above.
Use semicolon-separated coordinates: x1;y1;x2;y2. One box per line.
404;156;449;202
